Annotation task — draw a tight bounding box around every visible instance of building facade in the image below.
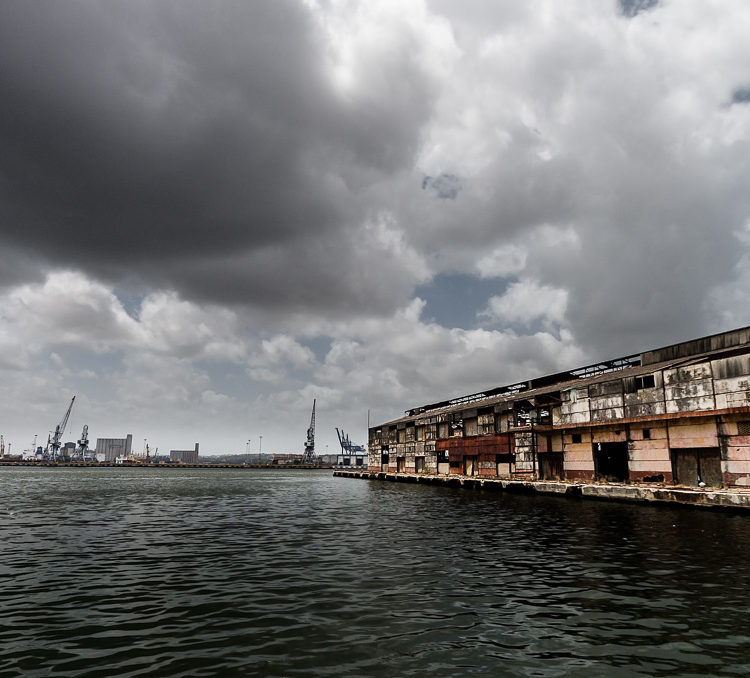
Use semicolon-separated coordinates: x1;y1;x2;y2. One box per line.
368;327;750;488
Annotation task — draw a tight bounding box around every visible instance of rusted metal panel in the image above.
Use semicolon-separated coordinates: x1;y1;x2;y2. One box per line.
624;401;666;418
664;380;715;400
539;453;564;480
624;387;664;405
672;448;722;486
712;355;750;380
642;328;750;365
716;391;750;409
590;394;625;408
562;411;590;425
588;380;623;397
665;394;716;414
663;363;712;385
591;407;626;423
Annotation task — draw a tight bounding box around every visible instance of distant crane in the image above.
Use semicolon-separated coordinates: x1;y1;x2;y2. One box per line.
336;428;366;467
0;434;4;458
70;424;95;463
336;428;365;456
46;396;76;462
301;399;316;464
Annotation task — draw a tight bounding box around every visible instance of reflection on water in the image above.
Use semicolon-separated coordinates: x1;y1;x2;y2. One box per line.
1;467;749;677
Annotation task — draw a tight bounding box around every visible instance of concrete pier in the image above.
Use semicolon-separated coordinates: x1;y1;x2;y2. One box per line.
333;469;750;512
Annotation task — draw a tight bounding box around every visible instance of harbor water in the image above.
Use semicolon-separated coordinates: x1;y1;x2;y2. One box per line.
1;467;749;677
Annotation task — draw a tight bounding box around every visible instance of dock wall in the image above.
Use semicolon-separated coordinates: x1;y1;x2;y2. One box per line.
334;469;750;512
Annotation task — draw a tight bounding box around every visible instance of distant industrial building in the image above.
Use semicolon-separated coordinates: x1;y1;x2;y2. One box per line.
369;326;750;488
170;443;199;464
96;434;133;462
271;453;303;465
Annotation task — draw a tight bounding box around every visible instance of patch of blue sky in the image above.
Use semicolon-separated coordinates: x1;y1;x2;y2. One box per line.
618;0;658;18
113;288;148;319
303;336;332;363
422;173;461;200
415;273;510;330
46;347;124;385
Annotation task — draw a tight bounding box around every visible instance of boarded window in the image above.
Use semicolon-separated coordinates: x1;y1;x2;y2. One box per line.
438;422;449;438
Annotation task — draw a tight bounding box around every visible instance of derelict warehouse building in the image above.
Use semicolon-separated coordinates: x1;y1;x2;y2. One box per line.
368;326;750;488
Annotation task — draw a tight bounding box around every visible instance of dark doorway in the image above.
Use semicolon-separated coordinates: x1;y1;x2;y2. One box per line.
594;442;629;482
381;451;389;472
539;452;564;481
397;456;406;473
415;456;425;473
672;447;722;486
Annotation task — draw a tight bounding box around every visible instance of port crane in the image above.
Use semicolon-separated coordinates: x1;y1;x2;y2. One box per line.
336;428;365;456
70;424;95;463
335;428;366;467
301;399;316;464
46;396;76;461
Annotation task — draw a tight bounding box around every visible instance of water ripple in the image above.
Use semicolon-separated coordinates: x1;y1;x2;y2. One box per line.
2;468;750;676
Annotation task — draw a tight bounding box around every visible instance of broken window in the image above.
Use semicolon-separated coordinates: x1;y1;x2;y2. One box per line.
643;428;651;439
537;406;551;425
515;410;530;427
636;374;656;390
572;433;582;444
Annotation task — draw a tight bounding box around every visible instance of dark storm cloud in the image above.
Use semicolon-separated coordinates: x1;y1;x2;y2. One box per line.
0;1;434;311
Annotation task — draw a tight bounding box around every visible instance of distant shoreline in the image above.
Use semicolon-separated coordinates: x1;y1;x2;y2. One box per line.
0;461;334;470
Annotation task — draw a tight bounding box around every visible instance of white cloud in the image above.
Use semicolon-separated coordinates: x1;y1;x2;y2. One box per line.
475;244;527;278
482;279;568;328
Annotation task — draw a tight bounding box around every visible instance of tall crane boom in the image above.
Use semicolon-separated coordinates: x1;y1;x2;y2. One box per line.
301;399;316;464
48;396;76;461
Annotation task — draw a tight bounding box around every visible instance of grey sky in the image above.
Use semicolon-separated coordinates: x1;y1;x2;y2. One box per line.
1;0;749;455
